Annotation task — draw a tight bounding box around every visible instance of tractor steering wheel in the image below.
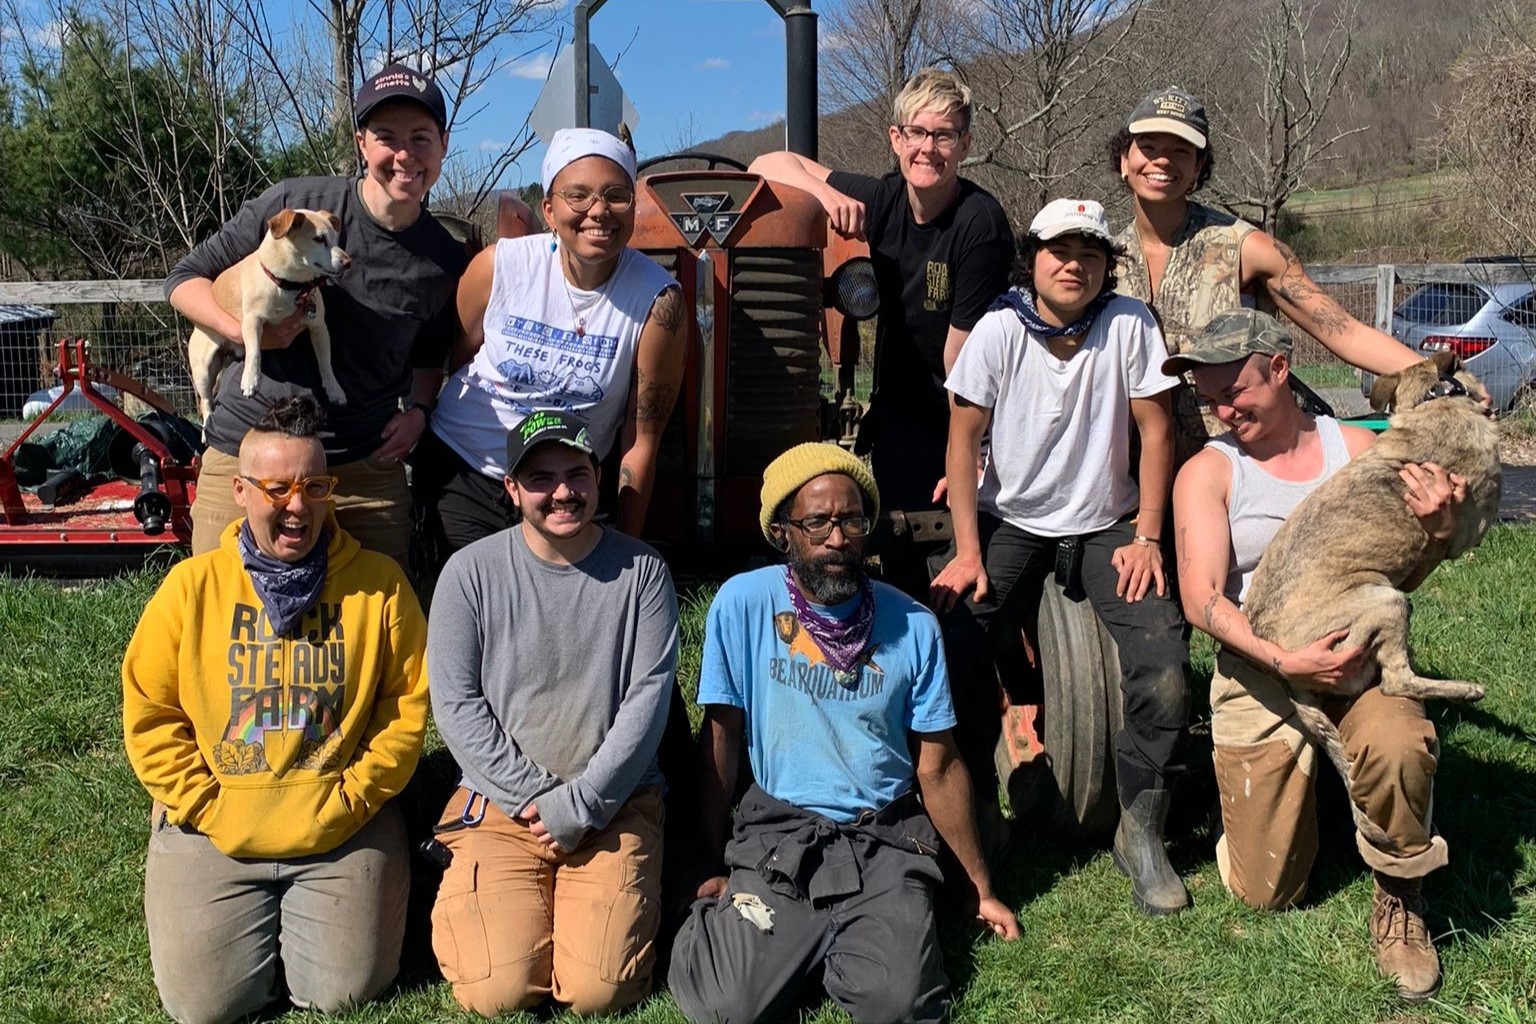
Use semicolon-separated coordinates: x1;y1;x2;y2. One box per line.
635;151;750;173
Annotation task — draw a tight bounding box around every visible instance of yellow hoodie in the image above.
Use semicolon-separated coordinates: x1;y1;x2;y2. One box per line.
122;518;428;859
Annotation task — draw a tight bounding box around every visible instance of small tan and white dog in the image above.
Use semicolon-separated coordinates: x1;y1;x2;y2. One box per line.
187;208;352;420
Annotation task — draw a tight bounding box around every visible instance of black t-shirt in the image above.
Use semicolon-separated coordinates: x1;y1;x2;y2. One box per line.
827;170;1013;426
166;177;470;462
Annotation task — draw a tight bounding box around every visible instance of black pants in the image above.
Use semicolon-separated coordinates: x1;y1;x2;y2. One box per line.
865;408;948;602
940;514;1191;806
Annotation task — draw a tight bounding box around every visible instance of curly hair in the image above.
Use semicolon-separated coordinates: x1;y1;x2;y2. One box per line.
1011;230;1125;298
1107;127;1215;195
253;395;326;438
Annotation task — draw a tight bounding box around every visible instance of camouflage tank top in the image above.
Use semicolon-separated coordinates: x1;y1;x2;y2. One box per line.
1116;202;1267;465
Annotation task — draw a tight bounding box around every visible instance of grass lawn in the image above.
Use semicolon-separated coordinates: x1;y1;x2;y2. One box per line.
1;528;1533;1024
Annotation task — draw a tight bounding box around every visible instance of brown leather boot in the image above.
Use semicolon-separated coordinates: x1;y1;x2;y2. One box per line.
1370;873;1441;1000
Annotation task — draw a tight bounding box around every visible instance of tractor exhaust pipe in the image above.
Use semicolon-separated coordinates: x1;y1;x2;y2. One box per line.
783;4;818;159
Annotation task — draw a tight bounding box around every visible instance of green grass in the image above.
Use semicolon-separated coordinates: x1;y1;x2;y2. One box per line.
1286;172;1460;217
2;528;1534;1023
1292;363;1361;391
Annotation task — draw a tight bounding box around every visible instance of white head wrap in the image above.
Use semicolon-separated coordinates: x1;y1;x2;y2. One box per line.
541;128;637;192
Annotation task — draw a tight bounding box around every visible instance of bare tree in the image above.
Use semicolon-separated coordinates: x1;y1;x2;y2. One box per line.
1204;0;1366;232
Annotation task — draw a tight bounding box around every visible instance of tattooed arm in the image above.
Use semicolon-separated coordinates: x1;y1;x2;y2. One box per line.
616;285;688;536
1240;232;1418;375
1173;447;1363;689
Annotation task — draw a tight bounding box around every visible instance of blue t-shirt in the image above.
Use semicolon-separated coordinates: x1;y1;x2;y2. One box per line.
697;566;957;822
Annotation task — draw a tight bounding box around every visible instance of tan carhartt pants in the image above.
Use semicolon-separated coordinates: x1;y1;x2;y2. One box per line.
1210;650;1447;910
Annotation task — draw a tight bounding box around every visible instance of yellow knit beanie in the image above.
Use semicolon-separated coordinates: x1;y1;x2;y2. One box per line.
759;442;880;542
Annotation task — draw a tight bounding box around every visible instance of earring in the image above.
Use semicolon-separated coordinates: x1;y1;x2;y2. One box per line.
550;238;558;252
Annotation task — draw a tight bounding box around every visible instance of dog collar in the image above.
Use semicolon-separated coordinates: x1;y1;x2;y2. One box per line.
260;263;322;302
1419;374;1469;405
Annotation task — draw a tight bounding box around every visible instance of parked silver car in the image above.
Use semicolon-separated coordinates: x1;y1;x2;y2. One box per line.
1360;274;1536;411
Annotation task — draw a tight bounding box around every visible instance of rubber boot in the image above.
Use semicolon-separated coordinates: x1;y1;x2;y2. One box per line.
1111;788;1189;915
1371;873;1441;1000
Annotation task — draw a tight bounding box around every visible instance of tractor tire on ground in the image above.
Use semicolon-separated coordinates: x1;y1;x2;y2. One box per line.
1024;581;1125;841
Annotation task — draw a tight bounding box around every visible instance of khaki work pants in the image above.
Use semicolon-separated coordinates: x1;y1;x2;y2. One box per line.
191;447;411;569
430;786;664;1018
1210;650;1448;910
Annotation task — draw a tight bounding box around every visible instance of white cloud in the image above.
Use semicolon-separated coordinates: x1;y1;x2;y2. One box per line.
508;54;554;81
748;110;784;124
698;57;730;71
818;32;846;52
479;139;510;153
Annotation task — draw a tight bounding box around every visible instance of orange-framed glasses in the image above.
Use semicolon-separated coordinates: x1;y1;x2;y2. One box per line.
240;475;338;505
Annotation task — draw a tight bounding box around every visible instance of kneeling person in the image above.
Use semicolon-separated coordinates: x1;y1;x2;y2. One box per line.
426;410;679;1017
669;444;1019;1024
122;397;429;1024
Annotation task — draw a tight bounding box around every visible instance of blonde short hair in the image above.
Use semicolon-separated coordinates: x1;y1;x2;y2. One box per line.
892;68;972;132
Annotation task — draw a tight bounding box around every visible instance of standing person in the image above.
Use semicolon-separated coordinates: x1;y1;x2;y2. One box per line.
669;443;1019;1024
169;64;469;568
1172;309;1464;999
929;199;1191;915
750;68;1014;594
1109;87;1418;462
425;410;679;1017
420;127;688;550
121;397;429;1024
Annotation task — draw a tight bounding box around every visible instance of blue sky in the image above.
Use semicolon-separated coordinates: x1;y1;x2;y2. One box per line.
460;0;798;187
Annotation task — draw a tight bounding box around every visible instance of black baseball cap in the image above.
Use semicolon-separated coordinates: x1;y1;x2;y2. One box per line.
1128;87;1208;149
355;63;448;130
505;410;598;476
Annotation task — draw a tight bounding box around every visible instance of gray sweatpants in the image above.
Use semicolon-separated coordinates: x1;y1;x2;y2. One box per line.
143;801;409;1024
668;787;948;1024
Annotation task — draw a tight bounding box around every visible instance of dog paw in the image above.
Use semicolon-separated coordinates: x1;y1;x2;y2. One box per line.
325;385;348;406
240;371;260;397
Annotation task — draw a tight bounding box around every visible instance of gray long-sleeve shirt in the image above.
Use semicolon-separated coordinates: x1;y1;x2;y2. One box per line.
427;525;679;849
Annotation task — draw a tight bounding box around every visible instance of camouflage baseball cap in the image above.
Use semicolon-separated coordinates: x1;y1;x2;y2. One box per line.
1128;87;1208;149
1161;309;1292;376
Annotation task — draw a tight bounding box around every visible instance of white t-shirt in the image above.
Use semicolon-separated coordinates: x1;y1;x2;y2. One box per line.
432;234;676;477
945;294;1178;537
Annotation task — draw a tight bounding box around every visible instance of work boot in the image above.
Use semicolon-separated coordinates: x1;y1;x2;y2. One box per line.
1370;873;1441;1000
1111;788;1189;915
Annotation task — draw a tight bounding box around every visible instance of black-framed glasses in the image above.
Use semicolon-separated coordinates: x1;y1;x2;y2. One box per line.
895;124;965;150
784;515;873;542
552;185;635;213
240;475;338;505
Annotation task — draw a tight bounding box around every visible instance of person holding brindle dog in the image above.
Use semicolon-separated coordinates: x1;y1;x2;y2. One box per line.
121;396;429;1024
1172;310;1467;1000
169;63;469;569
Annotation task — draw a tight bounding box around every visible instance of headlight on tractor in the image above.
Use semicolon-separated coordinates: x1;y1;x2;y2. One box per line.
827;256;880;321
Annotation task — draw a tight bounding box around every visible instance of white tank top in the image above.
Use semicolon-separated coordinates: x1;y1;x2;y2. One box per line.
431;234;676;476
1206;416;1351;605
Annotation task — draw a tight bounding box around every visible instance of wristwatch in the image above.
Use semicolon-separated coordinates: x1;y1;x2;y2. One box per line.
408;400;436;417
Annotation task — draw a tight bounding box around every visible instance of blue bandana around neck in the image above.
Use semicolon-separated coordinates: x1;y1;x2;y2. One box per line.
989;285;1114;339
239;521;330;636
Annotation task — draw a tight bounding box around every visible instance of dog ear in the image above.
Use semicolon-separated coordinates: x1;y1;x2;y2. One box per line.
1429;349;1460;375
267;209;301;239
1369;372;1400;412
324;212;342;233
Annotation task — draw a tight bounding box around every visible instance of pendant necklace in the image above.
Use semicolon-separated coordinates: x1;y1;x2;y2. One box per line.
558;244;609;338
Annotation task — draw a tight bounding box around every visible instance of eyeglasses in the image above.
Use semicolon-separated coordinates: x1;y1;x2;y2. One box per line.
240;475;338;505
552;185;635;213
895;124;965;150
784;515;873;542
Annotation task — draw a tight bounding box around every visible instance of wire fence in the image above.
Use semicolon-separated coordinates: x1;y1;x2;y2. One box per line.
0;263;1529;424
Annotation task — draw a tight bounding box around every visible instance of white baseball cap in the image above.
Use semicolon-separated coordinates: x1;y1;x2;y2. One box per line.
1028;198;1113;243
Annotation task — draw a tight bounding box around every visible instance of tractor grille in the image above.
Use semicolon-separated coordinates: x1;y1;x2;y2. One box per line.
725;249;822;475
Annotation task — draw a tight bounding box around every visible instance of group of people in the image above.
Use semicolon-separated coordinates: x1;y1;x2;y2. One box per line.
120;60;1472;1024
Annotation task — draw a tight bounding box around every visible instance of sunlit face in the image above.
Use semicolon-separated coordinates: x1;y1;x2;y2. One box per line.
1032;234;1109;321
542;156;635;272
1120;131;1204;204
770;473;868;605
234;433;330;562
1190;353;1291;443
888;105;971;194
356;101;447;207
506;444;600;542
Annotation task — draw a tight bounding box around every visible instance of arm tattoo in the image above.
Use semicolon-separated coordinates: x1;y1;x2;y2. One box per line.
1177;527;1191;574
635;379;679;427
650;286;686;333
1201;593;1233;638
1271;656;1284;675
1309;299;1352;339
619;464;637;492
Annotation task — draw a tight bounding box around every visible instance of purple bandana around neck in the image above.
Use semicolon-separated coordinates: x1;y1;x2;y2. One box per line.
989;284;1114;339
784;565;876;686
239;521;329;636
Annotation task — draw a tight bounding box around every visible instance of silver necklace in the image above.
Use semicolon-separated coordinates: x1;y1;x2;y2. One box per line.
557;245;614;338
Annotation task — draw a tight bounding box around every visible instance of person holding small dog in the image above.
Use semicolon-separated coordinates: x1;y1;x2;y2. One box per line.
417;126;688;550
930;198;1193;917
1172;309;1466;1000
425;409;679;1017
669;443;1018;1024
169;63;468;569
122;396;428;1024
